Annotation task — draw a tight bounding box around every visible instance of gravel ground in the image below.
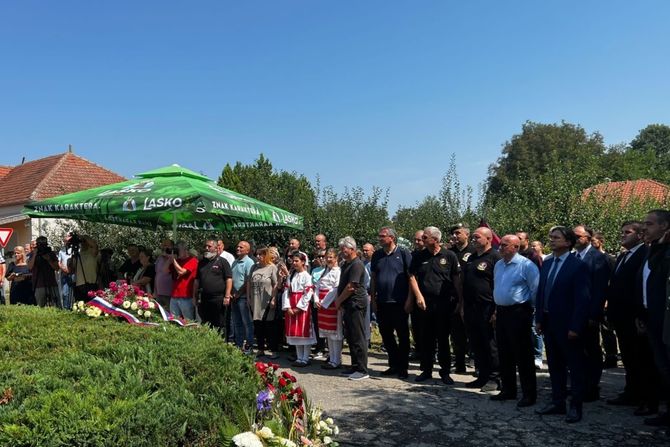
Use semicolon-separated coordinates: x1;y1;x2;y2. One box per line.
265;349;668;446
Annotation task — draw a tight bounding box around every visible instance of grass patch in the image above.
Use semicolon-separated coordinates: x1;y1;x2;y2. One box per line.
0;305;259;446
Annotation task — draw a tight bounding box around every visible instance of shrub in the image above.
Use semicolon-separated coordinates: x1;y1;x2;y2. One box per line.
0;305;260;446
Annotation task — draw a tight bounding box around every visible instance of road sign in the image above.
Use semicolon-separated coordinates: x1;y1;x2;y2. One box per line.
0;228;14;247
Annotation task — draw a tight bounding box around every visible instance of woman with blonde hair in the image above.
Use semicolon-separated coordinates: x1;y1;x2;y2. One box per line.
248;246;280;359
5;246;35;305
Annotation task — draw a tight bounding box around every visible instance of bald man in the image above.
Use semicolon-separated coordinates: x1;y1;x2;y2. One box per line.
462;227;502;390
490;235;540;407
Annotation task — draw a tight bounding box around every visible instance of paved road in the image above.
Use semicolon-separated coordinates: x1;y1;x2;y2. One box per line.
267;350;668;446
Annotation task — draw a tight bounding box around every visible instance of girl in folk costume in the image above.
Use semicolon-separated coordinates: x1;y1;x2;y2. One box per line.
282;251;315;366
315;248;343;369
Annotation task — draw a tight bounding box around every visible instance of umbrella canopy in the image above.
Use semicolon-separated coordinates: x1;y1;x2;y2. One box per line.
23;164;303;232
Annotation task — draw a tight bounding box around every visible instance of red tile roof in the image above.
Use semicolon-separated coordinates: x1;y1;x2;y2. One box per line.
0;166;12;181
582;179;669;206
0;152;126;207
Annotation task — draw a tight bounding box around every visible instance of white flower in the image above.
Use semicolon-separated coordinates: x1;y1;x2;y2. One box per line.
333;426;339;435
323;436;333;445
144;311;152;318
319;421;328;430
148;302;156;309
77;301;85;309
256;426;273;439
137;309;143;315
325;417;334;425
278;438;297;447
232;431;263;447
130;302;138;310
123;301;131;309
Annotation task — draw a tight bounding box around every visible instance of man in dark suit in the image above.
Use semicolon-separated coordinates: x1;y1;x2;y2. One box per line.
637;209;670;430
573;225;612;402
535;226;591;423
605;220;657;415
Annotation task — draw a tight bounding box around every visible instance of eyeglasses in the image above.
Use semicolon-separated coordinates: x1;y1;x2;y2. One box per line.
378;234;390;238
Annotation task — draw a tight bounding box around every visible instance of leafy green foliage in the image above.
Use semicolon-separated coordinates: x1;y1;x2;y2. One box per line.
0;306;259;447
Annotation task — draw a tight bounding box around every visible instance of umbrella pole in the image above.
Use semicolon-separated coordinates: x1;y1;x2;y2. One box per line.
172;212;177;241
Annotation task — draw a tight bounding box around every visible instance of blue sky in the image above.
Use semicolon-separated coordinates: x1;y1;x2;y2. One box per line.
1;1;669;213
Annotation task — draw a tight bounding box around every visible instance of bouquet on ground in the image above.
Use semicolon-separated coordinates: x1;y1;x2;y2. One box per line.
74;281;162;324
230;362;339;447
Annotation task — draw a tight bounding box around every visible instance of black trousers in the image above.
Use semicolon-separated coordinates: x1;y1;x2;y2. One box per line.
343;299;369;374
450;312;468;368
543;315;586;408
254;319;279;352
200;294;225;335
377;302;410;371
583;322;604;396
611;316;658;406
496;303;536;398
464;299;497;381
416;297;455;375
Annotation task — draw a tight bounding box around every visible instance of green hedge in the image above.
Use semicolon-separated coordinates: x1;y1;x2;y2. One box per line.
0;306;259;446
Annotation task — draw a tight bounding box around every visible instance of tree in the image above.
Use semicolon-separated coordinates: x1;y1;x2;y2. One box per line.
629;123;670;182
486;121;606;197
217;154;319;248
314;183;390;248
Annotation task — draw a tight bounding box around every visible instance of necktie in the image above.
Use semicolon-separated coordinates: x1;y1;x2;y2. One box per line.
576;253;581;259
543;258;562;311
615;251;630;273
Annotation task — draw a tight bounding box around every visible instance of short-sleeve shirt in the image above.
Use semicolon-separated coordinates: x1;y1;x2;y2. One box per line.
409;248;460;299
171;256;198;298
370;246;411;304
197;256;232;296
231;255;255;297
450;244;477;270
337;257;368;309
462;248;502;304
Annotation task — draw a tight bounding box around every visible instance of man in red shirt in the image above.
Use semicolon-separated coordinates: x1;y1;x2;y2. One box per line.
168;242;198;320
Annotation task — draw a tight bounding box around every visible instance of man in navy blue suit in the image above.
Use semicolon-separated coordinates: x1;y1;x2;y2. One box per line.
535;226;591;423
573;225;612;402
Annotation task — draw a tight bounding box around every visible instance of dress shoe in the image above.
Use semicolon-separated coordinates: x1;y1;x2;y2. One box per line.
380;367;399;376
607;394;638;406
517;396;536;408
535;403;567;415
644;412;669;426
634;405;658;416
415;371;432;382
465;378;487;389
490;392;516;401
398;370;409;380
454;362;466;374
565;406;582;423
440;374;455;385
480;380;500;392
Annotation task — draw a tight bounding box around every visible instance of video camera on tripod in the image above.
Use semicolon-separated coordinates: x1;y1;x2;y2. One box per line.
66;232;82;252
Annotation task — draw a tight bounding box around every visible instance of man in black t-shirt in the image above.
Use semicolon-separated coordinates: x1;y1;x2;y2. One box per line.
335;236;370;381
409;226;462;384
449;223;477;373
462;227;502;390
195;239;233;335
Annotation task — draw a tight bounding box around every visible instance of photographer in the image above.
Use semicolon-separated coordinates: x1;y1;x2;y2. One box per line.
68;234;99;302
27;236;60;307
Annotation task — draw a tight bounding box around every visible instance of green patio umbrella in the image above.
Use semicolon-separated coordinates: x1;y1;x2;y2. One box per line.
23;164;303;232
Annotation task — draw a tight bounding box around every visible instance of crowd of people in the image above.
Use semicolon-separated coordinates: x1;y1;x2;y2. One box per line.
2;208;670;432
